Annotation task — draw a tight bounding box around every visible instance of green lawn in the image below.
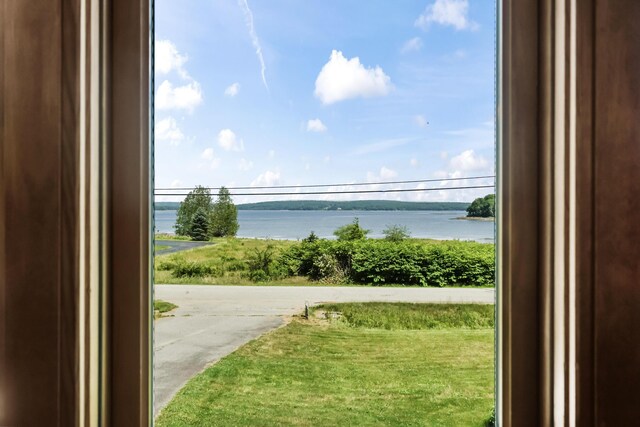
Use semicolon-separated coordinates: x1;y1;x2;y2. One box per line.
156;303;495;426
155;237;312;286
154;300;178;319
155;233;192;241
155;244;170;252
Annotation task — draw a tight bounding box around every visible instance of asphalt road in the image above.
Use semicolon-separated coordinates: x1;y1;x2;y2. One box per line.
155;239;214;255
153;284;495;416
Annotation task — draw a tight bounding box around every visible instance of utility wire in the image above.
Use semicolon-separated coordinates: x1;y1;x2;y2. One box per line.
154;174;495;192
154;184;495;197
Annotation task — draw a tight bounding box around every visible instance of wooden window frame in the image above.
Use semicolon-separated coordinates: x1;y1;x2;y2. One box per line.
2;0;640;425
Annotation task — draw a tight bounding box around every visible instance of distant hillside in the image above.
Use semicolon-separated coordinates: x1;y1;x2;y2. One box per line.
235;200;470;211
155;202;181;210
156;200;470;211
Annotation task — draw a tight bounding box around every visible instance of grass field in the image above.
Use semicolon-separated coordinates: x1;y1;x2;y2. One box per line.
154;237;313;286
154;236;491;287
154;300;178;319
156;303;495;426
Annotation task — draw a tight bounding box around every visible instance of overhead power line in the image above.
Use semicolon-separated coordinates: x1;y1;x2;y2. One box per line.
154;184;495;197
154;175;495;192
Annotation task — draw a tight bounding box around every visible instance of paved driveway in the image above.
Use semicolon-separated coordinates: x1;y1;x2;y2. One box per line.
153;285;495;416
155;239;214;255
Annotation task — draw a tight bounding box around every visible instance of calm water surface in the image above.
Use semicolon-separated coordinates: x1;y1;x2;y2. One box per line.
154;210;494;242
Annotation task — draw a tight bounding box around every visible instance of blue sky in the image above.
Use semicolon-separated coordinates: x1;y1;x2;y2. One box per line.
154;0;495;203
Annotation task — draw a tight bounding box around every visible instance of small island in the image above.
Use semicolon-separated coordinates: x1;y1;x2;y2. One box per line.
457;194;495;221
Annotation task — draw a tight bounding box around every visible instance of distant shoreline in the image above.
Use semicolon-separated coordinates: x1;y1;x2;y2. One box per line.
454;216;495;222
155;200;471;212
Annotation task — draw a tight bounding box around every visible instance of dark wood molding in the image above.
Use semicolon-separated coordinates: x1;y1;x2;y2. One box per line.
107;0;151;424
593;1;640;424
0;0;150;424
498;0;542;424
2;0;639;424
0;0;81;424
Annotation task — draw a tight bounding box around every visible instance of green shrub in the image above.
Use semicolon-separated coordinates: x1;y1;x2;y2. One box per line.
245;245;284;282
333;218;369;241
485;407;495;427
156;260;177;271
172;260;217;278
276;239;494;287
351;241;426;286
219;255;246;273
302;231;319;243
312;253;348;284
382;224;411;242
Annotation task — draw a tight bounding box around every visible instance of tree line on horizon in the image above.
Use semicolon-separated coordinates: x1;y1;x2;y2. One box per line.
155;199;471;211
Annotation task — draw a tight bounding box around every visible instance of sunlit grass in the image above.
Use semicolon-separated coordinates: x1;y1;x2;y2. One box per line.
154;300;178;319
156;303;494;426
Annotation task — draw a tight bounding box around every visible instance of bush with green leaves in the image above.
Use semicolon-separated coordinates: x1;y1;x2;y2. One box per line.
277;238;494;287
302;231;319;243
245;245;285;282
312;253;348;284
382;224;411;242
333;218;369;241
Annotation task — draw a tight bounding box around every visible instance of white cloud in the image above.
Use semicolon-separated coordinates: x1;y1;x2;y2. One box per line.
314;50;392;105
449;149;488;172
380;166;398;180
225;82;240;97
155;179;184;202
410;158;419;167
415;0;478;31
352;137;415;156
401;37;423;53
238;158;253;171
201;148;214;160
453;49;467;59
238;0;268;90
201;148;221;169
217;129;244;152
306;118;327;133
367;166;398;182
155;117;184;145
412;149;492;202
414;114;429;128
155;40;189;78
251;170;281;187
156;80;203;112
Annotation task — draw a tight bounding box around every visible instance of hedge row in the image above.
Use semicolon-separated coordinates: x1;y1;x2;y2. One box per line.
277;239;494;287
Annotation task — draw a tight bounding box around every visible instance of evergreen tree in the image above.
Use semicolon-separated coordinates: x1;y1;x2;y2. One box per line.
209;187;239;237
174;186;213;236
188;208;209;241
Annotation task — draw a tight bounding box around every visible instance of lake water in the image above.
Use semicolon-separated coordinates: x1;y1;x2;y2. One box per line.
154;210;495;243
